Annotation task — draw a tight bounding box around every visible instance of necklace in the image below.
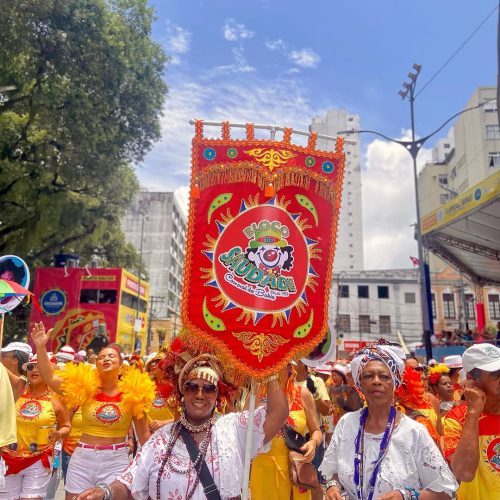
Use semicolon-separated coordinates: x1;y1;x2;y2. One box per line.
353;406;396;500
179;408;216;433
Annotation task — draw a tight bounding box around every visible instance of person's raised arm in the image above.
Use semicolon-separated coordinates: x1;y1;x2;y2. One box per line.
262;370;288;444
449;380;484;482
30;322;63;393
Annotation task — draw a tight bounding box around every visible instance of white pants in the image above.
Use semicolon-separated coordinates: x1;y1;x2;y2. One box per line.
65;446;130;494
0;460;51;500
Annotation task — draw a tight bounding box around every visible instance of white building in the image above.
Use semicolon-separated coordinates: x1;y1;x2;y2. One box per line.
310;109;364;271
122;191;186;319
330;269;423;345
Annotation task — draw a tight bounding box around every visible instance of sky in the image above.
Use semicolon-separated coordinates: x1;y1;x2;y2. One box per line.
137;0;498;270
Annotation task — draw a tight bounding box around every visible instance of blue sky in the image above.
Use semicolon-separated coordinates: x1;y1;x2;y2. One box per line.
138;0;497;269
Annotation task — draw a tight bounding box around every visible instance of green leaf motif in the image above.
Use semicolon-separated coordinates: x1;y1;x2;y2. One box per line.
295;194;319;226
208;193;233;223
202;297;226;332
293;310;314;338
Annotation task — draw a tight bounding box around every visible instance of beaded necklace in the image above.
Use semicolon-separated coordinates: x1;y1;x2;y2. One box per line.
155;412;215;500
353;406;396;500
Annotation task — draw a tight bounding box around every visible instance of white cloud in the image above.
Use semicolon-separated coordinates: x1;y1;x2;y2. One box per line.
165;23;191;55
265;39;286;51
289;48;321;68
223;19;254;42
213;47;256;74
362;131;432;269
137;75;319;192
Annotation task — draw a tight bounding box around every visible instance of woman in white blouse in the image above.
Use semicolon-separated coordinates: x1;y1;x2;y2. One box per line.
320;342;458;500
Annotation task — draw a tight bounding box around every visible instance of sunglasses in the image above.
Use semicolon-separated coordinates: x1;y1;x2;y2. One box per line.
26;363;38;372
183;381;217;395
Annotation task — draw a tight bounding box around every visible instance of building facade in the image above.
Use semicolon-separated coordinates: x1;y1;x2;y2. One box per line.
310;109;364;271
329;269;423;346
122;191;186;320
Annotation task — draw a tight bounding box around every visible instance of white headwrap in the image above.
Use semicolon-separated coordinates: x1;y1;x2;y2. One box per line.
350;344;405;390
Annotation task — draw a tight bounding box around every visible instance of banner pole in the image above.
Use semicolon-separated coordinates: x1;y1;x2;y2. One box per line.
241;380;257;500
0;313;4;347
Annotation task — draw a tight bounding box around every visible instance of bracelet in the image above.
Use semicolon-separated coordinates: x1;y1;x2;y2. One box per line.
406;487;420;499
397;489;410;500
324;479;342;492
263;374;279;384
96;483;112;500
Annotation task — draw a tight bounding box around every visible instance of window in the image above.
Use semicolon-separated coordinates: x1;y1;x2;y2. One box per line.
486;125;500;140
438;174;448;185
464;294;475;319
339;314;351;332
377;286;389;299
488;152;500;168
405;292;416;304
379;315;391;334
443;143;451;149
443;293;456;319
358;286;369;299
440;194;449;204
120;291;147;313
80;289;117;304
359;315;370;333
484;100;498;113
431;293;436;319
488;295;500;319
339;285;349;298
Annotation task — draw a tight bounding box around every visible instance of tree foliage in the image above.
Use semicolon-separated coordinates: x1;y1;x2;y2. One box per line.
0;0;167;268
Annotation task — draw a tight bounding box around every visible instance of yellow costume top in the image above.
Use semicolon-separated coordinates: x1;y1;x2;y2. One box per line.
81;392;133;438
147;391;176;423
0;363;16;448
250;388;311;500
11;389;55;456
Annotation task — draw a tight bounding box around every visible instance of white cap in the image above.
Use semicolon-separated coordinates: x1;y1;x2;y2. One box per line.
1;342;32;357
78;350;87;357
462;344;500;373
315;364;332;376
56;345;75;362
428;358;438;366
331;363;349;376
444;355;463;369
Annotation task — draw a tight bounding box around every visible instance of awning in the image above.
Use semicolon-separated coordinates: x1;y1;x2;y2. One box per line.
421;170;500;285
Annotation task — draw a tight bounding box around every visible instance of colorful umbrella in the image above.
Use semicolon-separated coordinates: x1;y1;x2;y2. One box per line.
0;278;36;313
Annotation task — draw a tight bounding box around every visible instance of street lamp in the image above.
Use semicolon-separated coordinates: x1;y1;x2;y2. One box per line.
339;65;496;361
134;214;146;353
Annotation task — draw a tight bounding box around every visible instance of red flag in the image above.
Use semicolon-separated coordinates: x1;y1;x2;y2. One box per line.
409;256;420;267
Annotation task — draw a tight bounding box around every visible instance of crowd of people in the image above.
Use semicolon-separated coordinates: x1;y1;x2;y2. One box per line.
428;321;500;347
0;324;499;499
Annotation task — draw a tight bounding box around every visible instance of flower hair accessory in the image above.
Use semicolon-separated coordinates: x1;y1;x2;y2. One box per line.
428;363;450;386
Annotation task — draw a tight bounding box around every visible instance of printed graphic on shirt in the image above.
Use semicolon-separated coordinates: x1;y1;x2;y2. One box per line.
95;403;121;424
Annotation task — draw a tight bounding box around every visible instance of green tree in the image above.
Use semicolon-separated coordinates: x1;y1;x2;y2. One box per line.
0;0;167;268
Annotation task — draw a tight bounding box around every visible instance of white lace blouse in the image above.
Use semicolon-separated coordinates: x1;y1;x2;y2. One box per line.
118;408;267;500
319;410;458;499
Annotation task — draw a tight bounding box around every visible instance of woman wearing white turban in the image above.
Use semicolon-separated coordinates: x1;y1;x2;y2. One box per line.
320;341;457;500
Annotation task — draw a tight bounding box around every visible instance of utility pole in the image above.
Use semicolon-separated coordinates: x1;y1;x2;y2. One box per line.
147;296;166;351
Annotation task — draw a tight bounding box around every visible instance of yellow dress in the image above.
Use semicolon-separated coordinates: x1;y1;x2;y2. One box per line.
250;400;311;500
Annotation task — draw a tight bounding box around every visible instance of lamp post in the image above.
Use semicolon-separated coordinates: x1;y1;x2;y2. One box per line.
134;215;146;353
339;65;496;361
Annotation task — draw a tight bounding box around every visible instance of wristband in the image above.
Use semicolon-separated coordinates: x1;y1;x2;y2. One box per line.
324;479;342;492
96;483;112;500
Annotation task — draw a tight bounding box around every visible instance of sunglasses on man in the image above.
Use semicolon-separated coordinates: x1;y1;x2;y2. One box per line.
183;381;217;395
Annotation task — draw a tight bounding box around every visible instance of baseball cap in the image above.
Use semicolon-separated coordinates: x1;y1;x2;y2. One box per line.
331;363;349;376
315;364;332;376
427;358;438;366
56;345;75;362
22;354;56;371
443;355;463;369
462;344;500;373
1;342;32;357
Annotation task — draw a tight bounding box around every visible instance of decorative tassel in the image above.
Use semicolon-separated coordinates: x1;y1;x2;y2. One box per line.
192;183;200;199
265;182;274;197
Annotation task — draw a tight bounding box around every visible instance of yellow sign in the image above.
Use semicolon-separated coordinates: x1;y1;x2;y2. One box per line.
421;170;500;235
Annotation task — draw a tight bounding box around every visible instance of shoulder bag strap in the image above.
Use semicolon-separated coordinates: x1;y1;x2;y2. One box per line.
179;426;222;500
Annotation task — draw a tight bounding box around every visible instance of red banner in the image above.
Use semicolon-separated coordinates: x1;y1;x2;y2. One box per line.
182;121;345;378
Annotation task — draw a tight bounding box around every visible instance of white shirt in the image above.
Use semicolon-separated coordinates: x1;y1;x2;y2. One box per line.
319;410;457;499
118;407;268;499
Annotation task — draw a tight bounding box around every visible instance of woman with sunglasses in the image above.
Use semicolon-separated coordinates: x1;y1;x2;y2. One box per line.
31;322;154;499
75;351;288;500
1;354;71;500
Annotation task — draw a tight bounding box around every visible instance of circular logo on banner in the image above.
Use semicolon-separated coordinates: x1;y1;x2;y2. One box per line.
214;205;309;313
95;403;121;424
19;400;42;419
486;437;500;472
0;255;30;312
40;289;67;315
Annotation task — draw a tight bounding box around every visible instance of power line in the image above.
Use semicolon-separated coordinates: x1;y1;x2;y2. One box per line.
415;4;498;99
